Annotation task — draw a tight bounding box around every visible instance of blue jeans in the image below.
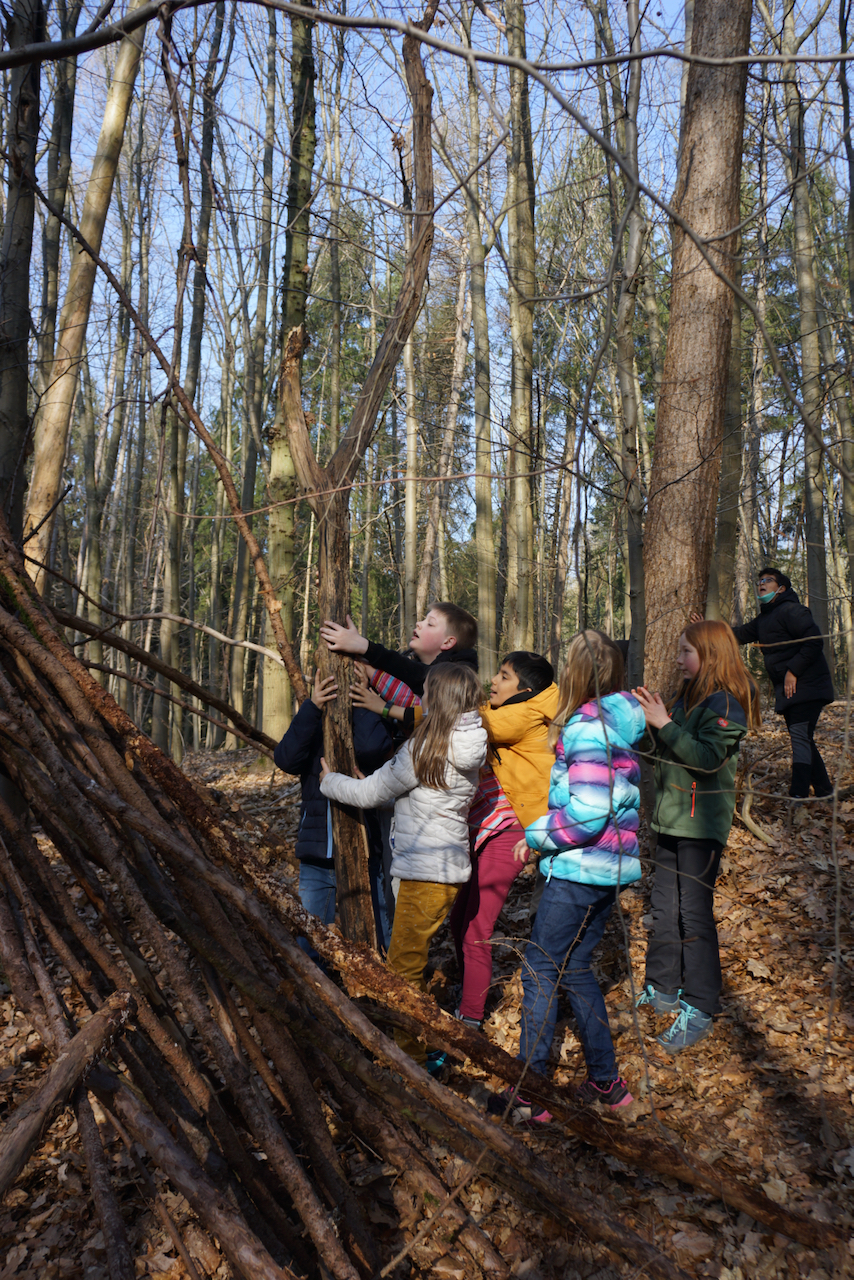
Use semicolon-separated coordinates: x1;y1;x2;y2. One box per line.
298;857;391;954
519;877;618;1082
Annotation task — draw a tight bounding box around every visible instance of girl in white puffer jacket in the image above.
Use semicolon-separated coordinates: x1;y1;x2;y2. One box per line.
321;664;486;1068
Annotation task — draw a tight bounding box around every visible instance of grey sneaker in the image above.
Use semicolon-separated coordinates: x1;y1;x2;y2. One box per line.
657;1000;713;1053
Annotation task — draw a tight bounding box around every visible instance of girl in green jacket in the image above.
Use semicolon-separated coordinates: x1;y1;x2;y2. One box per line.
633;621;760;1052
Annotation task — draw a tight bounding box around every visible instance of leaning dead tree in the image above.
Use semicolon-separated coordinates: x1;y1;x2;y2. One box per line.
0;518;835;1277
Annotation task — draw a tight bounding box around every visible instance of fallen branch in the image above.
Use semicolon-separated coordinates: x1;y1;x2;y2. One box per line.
0;991;135;1198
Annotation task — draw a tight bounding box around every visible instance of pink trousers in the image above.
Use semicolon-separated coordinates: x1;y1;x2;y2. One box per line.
450;823;527;1021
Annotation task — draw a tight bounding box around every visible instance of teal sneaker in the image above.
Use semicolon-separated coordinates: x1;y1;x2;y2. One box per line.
425;1049;448;1077
636;983;681;1014
657;1000;712;1053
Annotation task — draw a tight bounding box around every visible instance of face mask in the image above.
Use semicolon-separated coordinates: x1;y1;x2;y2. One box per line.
758;590;777;604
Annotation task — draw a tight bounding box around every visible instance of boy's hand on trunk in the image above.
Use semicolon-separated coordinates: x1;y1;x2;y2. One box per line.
320;614;369;655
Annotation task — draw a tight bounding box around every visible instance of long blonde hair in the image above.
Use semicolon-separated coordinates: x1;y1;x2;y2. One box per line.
549;631;624;748
675;621;761;729
409;664;483;789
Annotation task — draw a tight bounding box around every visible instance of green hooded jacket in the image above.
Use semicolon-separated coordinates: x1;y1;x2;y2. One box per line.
651;690;748;845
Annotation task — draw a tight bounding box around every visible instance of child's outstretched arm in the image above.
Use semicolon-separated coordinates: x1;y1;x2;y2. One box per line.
320;747;417;809
321;617;431;695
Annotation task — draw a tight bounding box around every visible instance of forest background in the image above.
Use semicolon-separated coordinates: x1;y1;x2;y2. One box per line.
5;0;854;761
0;0;853;1275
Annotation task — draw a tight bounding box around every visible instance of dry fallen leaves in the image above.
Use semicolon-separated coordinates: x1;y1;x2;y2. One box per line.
1;710;851;1278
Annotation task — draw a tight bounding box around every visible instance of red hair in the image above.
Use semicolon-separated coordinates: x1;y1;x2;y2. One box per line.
673;620;760;729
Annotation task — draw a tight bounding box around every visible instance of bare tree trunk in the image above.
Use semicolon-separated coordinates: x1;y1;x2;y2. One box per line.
771;0;830;634
816;296;854;671
416;263;470;618
835;0;854;675
461;2;497;674
35;0;81;398
504;0;536;650
23;0;147;587
706;252;743;623
548;400;576;668
642;0;751;690
597;0;648;686
0;0;44;542
403;324;418;635
266;1;308;738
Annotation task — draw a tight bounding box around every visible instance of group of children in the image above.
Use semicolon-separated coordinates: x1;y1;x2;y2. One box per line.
276;600;760;1119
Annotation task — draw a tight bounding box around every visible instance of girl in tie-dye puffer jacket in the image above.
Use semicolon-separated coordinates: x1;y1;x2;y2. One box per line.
488;632;645;1125
524;681;645;887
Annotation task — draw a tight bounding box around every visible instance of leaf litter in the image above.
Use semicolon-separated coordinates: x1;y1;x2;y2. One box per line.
0;708;852;1279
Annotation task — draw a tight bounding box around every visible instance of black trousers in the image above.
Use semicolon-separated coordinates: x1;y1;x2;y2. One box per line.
782;701;832;797
645;833;723;1017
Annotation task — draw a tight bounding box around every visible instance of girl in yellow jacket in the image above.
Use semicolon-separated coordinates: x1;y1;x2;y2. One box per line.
354;650;558;1028
451;652;558;1025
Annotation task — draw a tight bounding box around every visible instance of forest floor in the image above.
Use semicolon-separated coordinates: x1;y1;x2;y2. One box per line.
1;706;852;1279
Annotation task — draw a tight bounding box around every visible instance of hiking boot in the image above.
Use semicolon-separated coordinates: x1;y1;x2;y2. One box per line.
486;1086;552;1126
576;1076;633;1109
657;1000;713;1053
635;983;681;1014
425;1049;448;1077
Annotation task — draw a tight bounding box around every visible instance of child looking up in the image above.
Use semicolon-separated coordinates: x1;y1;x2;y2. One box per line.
451;652;557;1027
489;632;645;1122
320;664;486;1070
633;620;759;1052
320;602;478;696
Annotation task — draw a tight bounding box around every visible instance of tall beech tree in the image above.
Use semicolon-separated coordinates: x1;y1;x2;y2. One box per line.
279;0;438;946
642;0;752;689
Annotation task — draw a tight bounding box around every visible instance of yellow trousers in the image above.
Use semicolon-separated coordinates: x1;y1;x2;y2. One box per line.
387;879;460;1066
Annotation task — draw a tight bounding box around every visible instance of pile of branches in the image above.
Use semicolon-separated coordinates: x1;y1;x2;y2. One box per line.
0;527;837;1280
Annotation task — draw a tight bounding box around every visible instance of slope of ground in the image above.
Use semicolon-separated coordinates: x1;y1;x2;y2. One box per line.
0;708;851;1279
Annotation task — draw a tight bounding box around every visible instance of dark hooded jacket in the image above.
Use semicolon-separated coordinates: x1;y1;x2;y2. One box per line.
731;588;834;713
274;701;392;864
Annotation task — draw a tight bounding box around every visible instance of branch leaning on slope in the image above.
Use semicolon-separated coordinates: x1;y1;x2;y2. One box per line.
25;178;308;705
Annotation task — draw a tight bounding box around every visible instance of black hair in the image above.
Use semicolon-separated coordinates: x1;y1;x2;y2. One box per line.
758;566;791;591
501;650;554;695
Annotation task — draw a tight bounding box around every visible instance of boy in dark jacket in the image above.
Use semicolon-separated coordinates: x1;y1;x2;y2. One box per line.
274;670;393;951
729;568;834;798
319;602;478;696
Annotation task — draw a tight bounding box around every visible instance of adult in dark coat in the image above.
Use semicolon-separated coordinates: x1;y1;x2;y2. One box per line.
274;671;393;949
730;567;834;798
